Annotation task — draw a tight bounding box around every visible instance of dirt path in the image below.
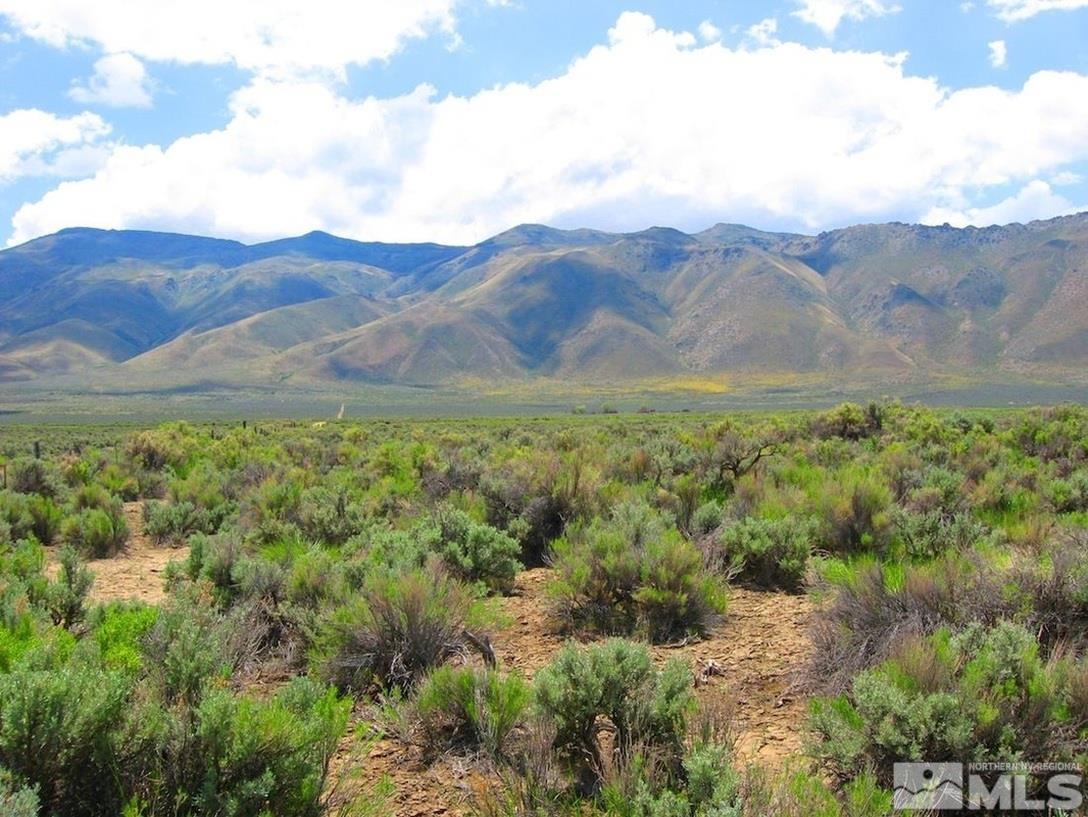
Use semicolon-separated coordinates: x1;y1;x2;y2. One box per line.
346;567;816;817
47;501;189;604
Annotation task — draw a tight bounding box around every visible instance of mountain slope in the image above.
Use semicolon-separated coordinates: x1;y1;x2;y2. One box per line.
2;214;1087;388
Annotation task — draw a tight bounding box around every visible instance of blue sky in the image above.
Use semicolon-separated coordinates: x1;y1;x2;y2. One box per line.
1;0;1086;246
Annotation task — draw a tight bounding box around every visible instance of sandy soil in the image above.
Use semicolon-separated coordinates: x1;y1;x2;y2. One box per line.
47;501;189;604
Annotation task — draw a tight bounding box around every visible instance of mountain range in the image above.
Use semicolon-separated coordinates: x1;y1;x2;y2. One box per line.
2;213;1087;392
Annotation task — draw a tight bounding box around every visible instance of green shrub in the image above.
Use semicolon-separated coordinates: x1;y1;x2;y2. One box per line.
140;678;349;817
681;740;741;816
143;500;213;545
1048;469;1088;513
0;491;34;542
97;463;141;500
62;501;129;558
734;769;893;817
550;503;726;642
416;665;529;759
72;483;116;513
714;516;816;590
286;546;341;608
26;495;63;545
125;428;189;471
810;403;883;442
811;622;1088;784
806;559;983;693
434;507;523;593
345;524;433;579
891;508;987;560
534;639;694;792
0;665;129;816
0;767;38;817
480;464;573;566
45;545;94;629
819;476;892;555
319;569;480;692
167;461;235;531
89;602;159;674
184;533;244;606
296;486;367;545
8;457;65;498
691;500;723;537
142;600;233;707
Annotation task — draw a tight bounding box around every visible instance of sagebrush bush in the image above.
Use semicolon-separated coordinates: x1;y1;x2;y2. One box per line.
128;677;349;817
712;516;816;590
319;568;480;692
168;461;235;532
46;545;93;629
26;495;63;545
810;403;883;442
806;558;988;693
296;486;368;545
416;665;529;759
433;507;523;593
183;532;245;606
819;476;892;555
144;499;214;545
730;769;892;817
550;503;726;642
8;457;66;499
480;460;575;566
811;622;1088;785
690;500;723;537
890;508;988;560
0;665;129;817
0;491;35;542
125;428;189;471
0;767;39;817
534;639;694;792
62;501;129;558
1048;469;1088;513
97;463;141;501
142;599;234;707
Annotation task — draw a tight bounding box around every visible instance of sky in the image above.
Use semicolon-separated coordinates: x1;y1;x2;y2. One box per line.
0;0;1086;248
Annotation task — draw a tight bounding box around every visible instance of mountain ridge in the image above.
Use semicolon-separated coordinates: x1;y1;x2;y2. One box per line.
2;213;1087;390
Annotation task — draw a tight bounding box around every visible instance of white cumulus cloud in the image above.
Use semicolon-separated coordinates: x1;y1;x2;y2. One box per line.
8;12;1088;246
988;40;1008;67
792;0;900;35
987;0;1088;21
924;180;1078;226
0;0;475;79
747;18;781;46
697;20;722;43
69;52;154;108
0;108;110;182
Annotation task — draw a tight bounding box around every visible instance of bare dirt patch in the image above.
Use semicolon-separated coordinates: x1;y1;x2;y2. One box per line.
47;501;189;605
